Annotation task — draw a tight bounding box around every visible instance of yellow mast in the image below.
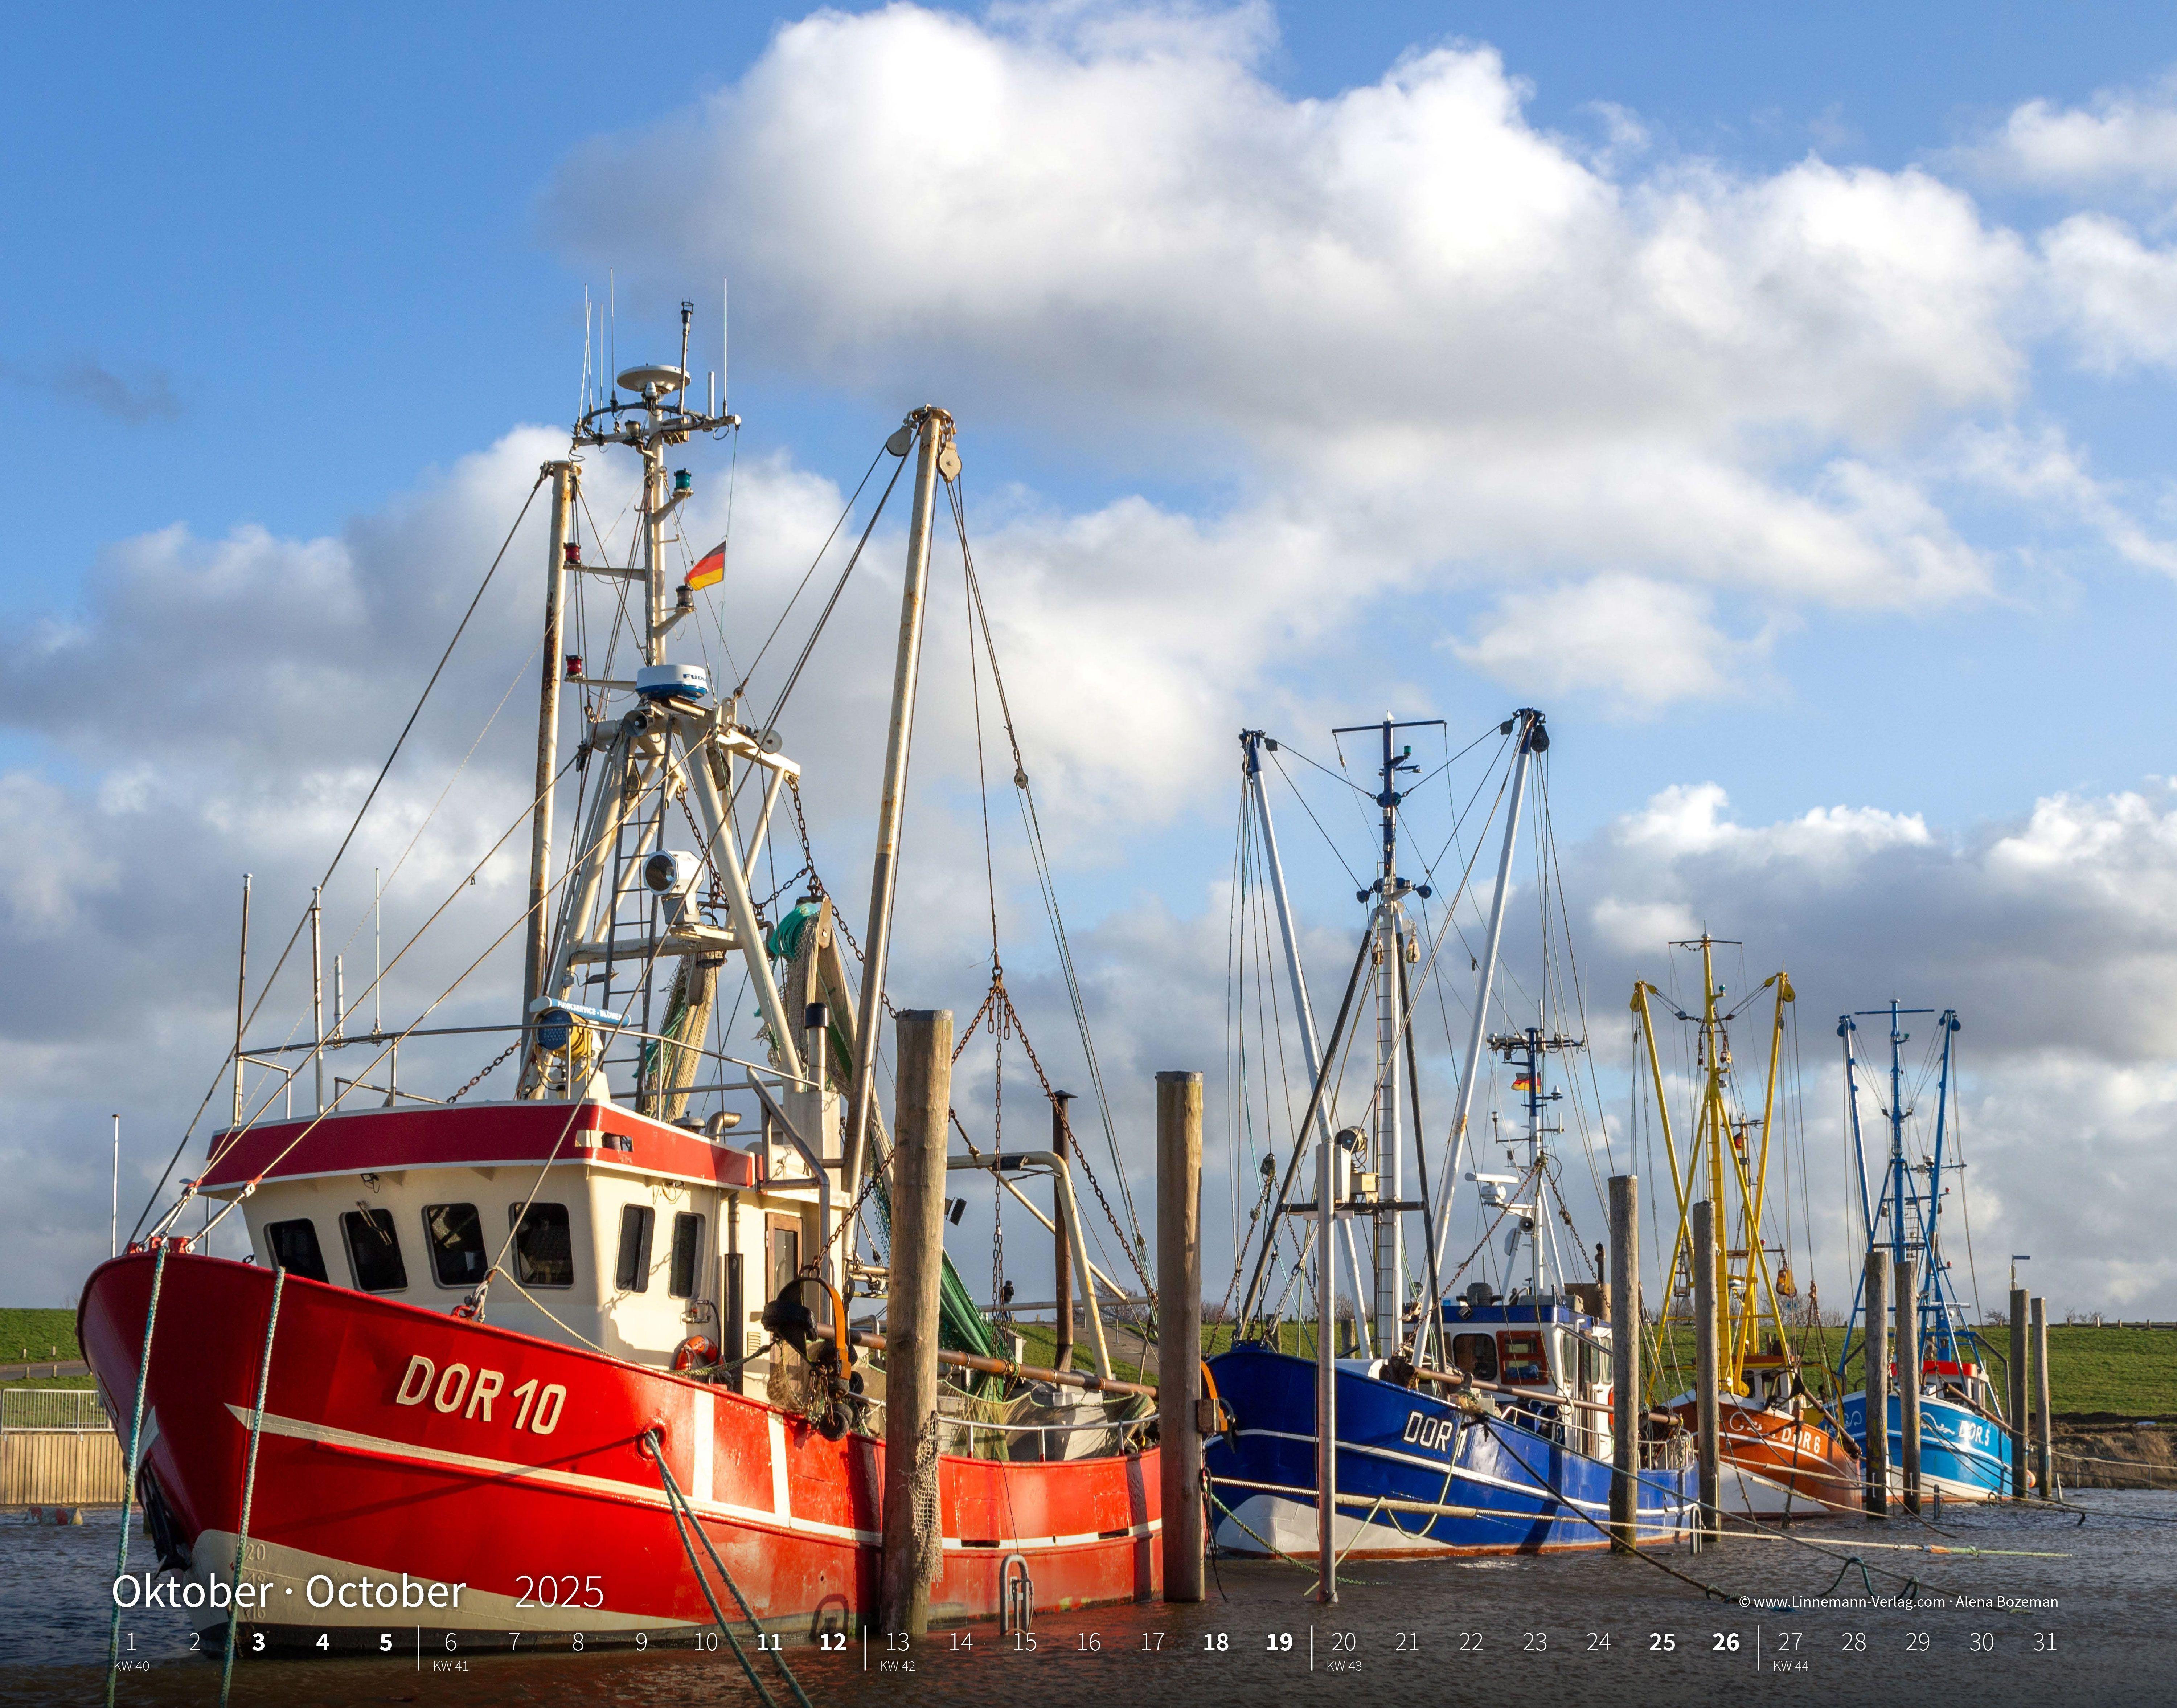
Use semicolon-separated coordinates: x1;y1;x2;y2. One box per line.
1630;937;1796;1399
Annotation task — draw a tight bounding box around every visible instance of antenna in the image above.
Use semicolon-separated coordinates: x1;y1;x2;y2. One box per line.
678;299;693;400
721;277;729;417
580;288;592;420
609;269;617;402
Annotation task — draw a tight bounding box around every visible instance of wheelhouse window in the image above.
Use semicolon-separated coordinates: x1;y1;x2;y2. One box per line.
615;1205;656;1293
766;1215;800;1305
421;1203;487;1288
265;1218;328;1283
1450;1332;1499;1383
669;1212;704;1300
1498;1330;1549;1386
340;1209;408;1293
509;1202;573;1288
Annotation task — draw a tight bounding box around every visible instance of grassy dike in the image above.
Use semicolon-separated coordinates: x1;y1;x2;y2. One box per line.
1009;1315;2177;1421
0;1306;95;1389
11;1302;2174;1417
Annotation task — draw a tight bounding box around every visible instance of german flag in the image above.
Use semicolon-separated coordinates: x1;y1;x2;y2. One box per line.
685;538;726;590
1512;1072;1537;1091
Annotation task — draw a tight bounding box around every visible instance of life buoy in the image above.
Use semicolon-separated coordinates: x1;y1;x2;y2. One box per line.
672;1335;720;1372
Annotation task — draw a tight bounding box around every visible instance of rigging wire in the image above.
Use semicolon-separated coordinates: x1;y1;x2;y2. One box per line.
733;443;887;699
948;476;1148;1268
130;471;548;1242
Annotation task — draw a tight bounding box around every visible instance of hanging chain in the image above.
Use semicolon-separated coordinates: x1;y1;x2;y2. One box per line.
446;1038;523;1104
990;996;1007;1315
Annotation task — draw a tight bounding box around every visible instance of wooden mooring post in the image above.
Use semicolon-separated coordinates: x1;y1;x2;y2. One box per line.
2031;1295;2053;1500
1608;1174;1639;1553
1692;1200;1719;1543
1895;1253;1921;1516
1156;1071;1205;1603
1862;1252;1888;1517
879;1008;952;1639
2008;1286;2028;1499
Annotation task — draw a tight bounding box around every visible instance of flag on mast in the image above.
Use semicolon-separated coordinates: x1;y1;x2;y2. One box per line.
685;538;726;590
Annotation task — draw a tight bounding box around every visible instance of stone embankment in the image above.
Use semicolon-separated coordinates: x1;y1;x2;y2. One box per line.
2053;1414;2176;1489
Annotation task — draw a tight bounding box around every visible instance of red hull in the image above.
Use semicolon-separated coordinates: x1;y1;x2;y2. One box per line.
81;1252;1160;1641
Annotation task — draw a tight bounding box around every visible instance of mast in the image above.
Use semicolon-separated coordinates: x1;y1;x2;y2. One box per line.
1371;718;1403;1356
1327;715;1440;1355
525;462;579;1022
231;873;250;1125
1241;733;1332;1154
1887;999;1909;1280
842;407;955;1201
311;886;324;1115
1925;1012;1961;1363
1430;709;1545;1283
1239;732;1374;1353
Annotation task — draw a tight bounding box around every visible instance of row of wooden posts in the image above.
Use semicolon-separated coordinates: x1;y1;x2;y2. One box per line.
875;1012;1208;1634
869;1029;2067;1632
1605;1176;2061;1550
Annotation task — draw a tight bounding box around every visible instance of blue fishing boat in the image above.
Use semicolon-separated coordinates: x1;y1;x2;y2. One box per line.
1833;1003;2014;1501
1206;714;1695;1565
1207;1305;1694;1557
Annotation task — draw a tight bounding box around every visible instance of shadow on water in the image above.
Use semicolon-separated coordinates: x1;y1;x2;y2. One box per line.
7;1497;2174;1707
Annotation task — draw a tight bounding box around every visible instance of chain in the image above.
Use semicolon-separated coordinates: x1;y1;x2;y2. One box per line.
992;978;1153;1301
827;1150;888;1266
755;865;815;919
446;1039;523;1104
674;787;730;911
990;998;1006;1315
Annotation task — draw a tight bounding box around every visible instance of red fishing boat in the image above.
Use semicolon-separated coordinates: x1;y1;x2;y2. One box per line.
82;346;1163;1649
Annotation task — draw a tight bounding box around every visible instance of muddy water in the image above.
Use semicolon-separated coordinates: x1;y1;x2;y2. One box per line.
5;1496;2172;1707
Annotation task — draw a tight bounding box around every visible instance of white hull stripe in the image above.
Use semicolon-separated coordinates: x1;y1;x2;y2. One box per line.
223;1405;1155;1552
692;1391;714;1506
767;1412;790;1520
1227;1426;1696;1519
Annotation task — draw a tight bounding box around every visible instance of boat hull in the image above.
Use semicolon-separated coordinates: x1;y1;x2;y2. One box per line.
1840;1389;2012;1502
1204;1346;1693;1557
80;1251;1159;1643
1667;1398;1862;1516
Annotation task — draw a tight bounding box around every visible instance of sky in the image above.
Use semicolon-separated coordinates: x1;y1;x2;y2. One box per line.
9;1;2177;1320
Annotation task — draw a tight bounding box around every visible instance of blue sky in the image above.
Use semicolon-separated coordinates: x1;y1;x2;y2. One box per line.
12;1;2177;836
11;2;2177;1311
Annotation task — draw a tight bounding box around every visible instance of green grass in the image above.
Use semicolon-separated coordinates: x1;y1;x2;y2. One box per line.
1007;1313;2177;1420
1643;1323;2177;1419
0;1307;94;1389
0;1307;80;1364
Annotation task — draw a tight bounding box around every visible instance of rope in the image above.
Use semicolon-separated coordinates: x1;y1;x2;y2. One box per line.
128;476;548;1244
105;1240;169;1706
1481;1425;1741;1601
645;1430;797;1708
220;1265;286;1704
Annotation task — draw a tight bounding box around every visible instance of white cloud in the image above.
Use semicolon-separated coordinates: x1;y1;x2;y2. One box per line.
1967;77;2177;198
545;1;2034;717
1450;574;1774;712
2043;212;2177;373
1558;781;2177;1310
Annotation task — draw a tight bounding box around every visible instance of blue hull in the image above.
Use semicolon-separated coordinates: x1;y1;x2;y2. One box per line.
1839;1390;2012;1500
1205;1345;1694;1556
